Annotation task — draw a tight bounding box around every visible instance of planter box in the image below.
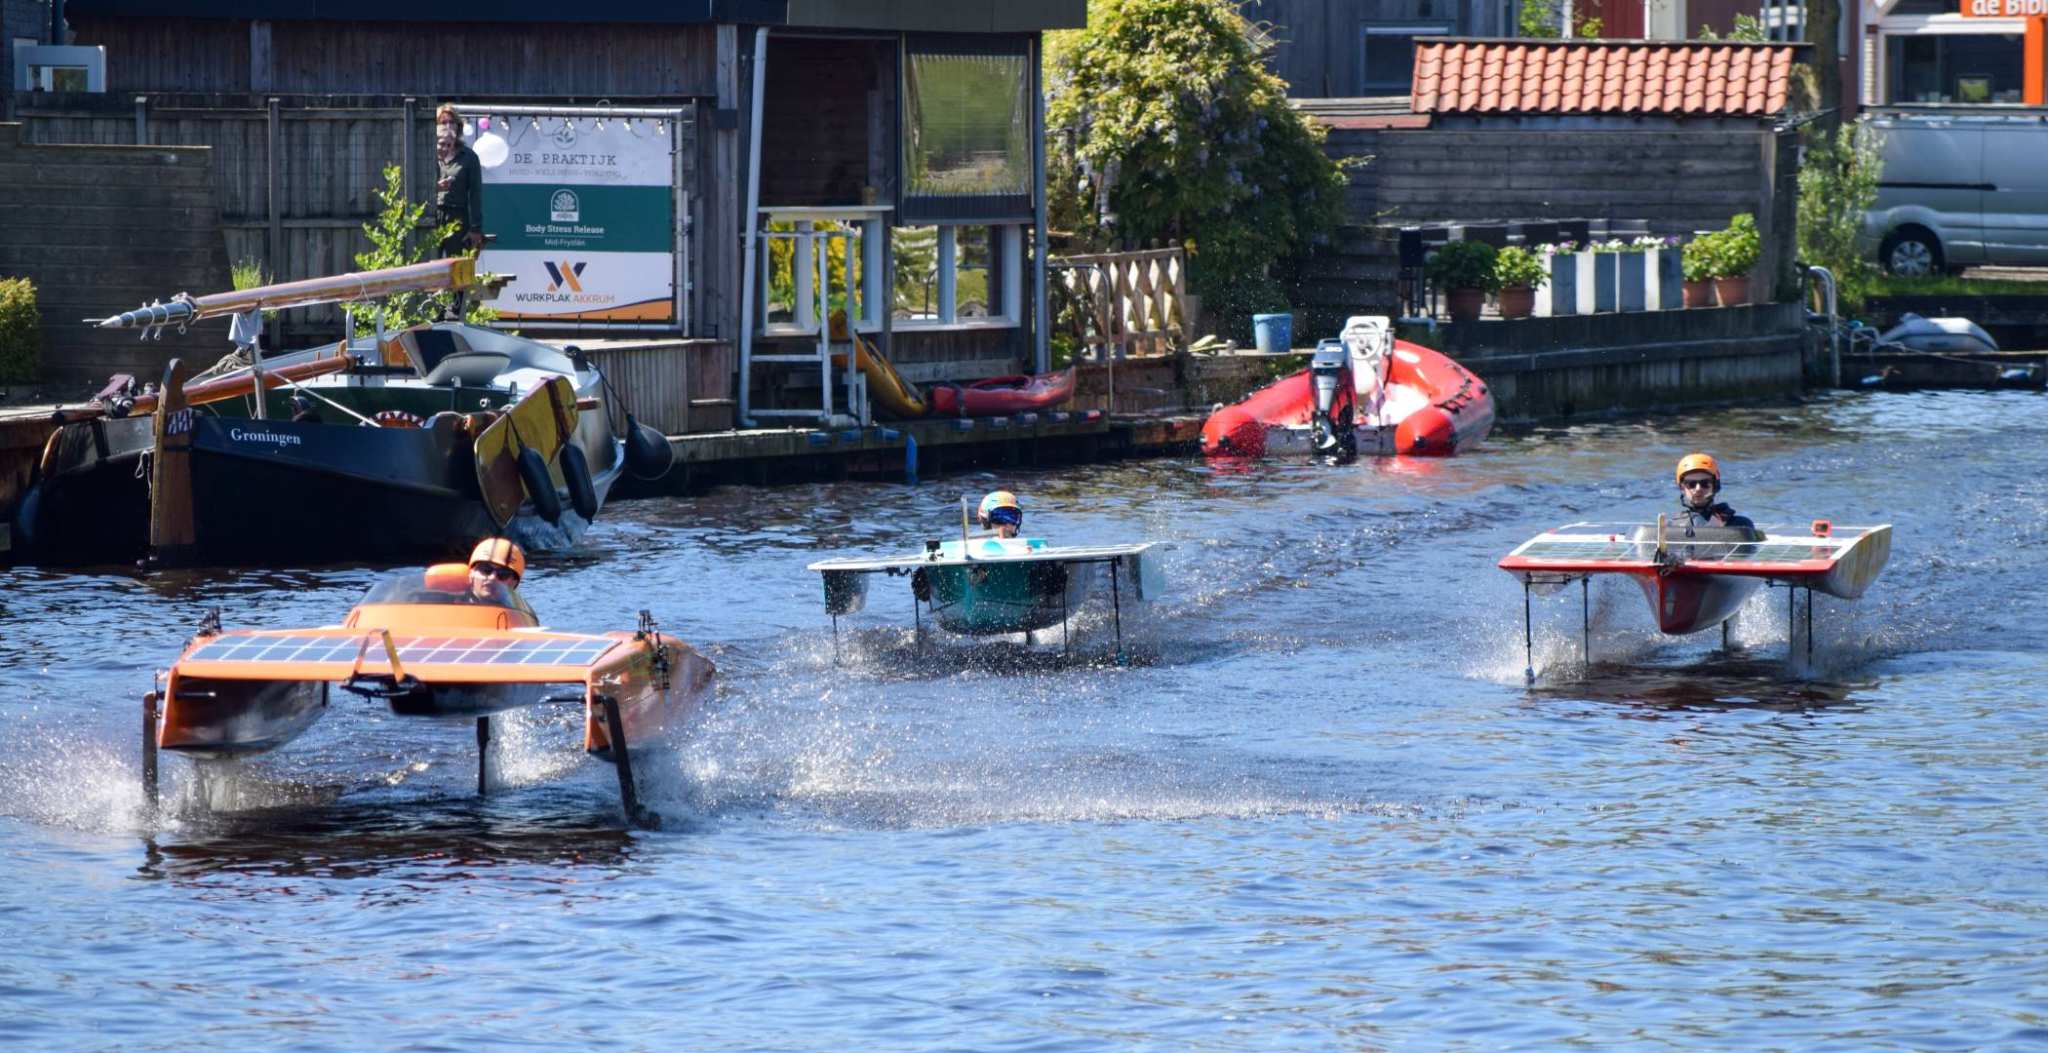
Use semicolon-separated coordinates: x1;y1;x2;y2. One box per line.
1539;252;1599;317
1651;248;1683;310
1592;253;1619;313
1618;253;1648;312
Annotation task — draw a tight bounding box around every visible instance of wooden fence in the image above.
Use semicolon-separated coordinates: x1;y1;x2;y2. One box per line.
1049;248;1187;358
1289;225;1402;342
16;94;700;343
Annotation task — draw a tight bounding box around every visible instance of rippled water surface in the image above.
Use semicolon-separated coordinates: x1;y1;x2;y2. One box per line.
5;390;2047;1050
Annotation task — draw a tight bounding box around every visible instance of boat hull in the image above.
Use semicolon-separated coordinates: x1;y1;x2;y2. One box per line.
160;676;329;759
924;558;1102;635
12;405;619;566
1200;340;1493;458
1629;570;1763;635
928;368;1077;417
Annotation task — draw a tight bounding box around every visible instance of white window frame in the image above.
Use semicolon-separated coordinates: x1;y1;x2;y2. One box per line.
894;222;1024;332
1358;25;1451;94
1876;16;2030;105
11;44;107;92
756;207;888;339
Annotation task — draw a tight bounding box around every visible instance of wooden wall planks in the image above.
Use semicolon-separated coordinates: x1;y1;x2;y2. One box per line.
69;16;719;96
20;95;702;343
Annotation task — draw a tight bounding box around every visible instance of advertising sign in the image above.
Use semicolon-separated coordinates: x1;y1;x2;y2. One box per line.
1960;0;2048;15
460;109;682;327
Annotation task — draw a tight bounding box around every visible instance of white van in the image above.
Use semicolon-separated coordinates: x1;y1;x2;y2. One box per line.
1860;109;2048;275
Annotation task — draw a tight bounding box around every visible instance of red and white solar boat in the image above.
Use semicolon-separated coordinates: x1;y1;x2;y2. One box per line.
1498;517;1893;679
143;562;715;825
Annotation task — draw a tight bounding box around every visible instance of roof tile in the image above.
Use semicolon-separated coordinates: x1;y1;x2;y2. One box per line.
1408;39;1801;118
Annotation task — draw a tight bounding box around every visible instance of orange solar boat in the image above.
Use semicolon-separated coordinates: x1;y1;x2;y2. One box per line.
143;563;714;826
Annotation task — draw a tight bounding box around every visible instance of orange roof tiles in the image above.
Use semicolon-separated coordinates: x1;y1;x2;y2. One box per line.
1410;39;1802;118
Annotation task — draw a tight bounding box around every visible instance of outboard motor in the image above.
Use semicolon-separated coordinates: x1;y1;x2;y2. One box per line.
1307;343;1355;461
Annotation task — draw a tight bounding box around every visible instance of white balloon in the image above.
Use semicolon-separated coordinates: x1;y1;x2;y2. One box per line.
474;131;510;168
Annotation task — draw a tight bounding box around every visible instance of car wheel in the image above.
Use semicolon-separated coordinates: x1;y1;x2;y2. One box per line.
1880;230;1943;276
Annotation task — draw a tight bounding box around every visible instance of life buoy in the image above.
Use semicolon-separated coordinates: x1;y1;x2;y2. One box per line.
374;409;425;429
559;443;599;521
516;446;563;523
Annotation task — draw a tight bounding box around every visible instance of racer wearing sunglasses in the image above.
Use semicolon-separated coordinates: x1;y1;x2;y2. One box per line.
467;537;527;602
1673;453;1758;537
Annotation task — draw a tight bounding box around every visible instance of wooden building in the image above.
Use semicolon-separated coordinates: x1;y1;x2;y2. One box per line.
6;1;1084;422
1242;0;1514;98
1297;38;1808;308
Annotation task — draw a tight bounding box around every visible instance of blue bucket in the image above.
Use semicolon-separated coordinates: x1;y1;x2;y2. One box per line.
1252;313;1293;354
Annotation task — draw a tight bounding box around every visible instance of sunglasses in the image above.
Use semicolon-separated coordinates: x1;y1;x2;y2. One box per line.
1680;477;1717;490
474;563;519;582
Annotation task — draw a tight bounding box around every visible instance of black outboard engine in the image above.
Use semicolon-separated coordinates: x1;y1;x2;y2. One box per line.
1307;343;1355;461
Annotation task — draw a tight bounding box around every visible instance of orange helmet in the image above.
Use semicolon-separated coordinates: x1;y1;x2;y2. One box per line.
468;537;526;582
1674;453;1721;485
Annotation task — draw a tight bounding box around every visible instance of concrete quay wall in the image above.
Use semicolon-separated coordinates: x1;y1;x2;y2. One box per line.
1443;303;1808;424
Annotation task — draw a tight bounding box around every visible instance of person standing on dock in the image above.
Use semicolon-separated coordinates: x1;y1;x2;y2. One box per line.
435;104;485;258
1674;453;1758;537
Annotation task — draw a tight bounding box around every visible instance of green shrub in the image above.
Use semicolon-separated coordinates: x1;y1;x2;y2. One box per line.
1681;235;1718;282
1713;213;1762;277
1425;240;1501;293
1683;214;1762;281
346;165;495;335
0;278;42;384
1045;0;1349;337
1494;245;1548;290
1697;14;1769;41
230;257;280;324
1797;123;1884;310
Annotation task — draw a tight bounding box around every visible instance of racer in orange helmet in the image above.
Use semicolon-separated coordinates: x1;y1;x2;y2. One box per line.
467;537;526;601
1673;453;1757;536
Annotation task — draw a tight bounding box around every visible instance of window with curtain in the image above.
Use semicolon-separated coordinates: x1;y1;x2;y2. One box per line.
902;41;1034;223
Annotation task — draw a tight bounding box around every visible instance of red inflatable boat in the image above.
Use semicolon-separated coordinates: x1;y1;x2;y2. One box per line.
1201;317;1494;458
929;367;1077;417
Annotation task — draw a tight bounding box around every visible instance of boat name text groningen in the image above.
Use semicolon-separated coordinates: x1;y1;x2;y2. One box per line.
228;427;303;447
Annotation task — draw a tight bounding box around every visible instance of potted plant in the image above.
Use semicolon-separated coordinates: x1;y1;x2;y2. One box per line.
1493;245;1546;319
1710;212;1761;306
1681;232;1719;308
1425;240;1500;323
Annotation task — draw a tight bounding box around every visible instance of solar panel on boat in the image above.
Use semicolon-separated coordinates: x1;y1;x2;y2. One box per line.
186;634;616;666
1515;537;1841;564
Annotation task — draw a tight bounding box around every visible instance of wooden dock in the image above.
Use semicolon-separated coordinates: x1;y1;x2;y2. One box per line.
1843;349;2048;389
626;410;1205;495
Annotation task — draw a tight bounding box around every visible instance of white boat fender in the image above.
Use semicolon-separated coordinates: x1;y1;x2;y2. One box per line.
517;446;563;524
559;443;599;521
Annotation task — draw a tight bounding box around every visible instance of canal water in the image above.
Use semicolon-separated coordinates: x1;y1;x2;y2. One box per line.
3;389;2045;1050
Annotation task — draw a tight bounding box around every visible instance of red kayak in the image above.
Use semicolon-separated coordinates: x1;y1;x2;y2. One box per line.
929;368;1077;417
1201;317;1493;458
